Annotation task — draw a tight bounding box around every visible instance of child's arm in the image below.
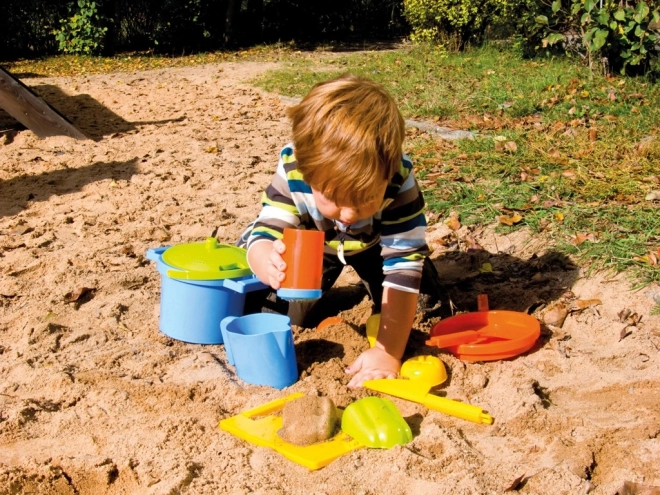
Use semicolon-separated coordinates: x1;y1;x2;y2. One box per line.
247;239;287;289
346;287;417;388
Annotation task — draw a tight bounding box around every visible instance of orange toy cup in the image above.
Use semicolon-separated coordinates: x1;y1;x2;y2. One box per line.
276;228;325;301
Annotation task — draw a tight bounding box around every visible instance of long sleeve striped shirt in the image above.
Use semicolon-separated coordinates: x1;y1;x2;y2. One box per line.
243;144;429;293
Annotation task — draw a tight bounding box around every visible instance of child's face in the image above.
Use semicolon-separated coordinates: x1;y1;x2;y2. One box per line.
312;181;388;226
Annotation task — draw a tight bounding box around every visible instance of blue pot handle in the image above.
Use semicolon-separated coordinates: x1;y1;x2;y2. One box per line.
146;246;169;262
222;276;268;293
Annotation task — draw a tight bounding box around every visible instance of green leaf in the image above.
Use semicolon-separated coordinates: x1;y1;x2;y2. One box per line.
545;33;565;45
581;12;592;25
535;15;549;25
597;12;610;25
592;28;609;49
634;2;650;21
584;0;595;13
584;26;598;42
552;0;561;13
634;24;644;37
613;8;626;21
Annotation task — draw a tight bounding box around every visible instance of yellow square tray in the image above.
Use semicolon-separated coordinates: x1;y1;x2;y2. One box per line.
219;393;363;470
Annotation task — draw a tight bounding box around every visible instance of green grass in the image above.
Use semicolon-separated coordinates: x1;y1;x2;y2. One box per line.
253;43;660;285
5;42;660;286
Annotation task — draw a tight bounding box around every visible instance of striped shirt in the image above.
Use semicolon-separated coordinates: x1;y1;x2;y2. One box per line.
243;144;429;293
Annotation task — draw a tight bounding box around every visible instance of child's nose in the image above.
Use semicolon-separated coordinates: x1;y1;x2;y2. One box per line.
340;208;359;224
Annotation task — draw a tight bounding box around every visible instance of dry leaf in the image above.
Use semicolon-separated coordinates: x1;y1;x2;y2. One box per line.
503;474;526;492
479;262;493;273
617;308;632;322
570;299;602;311
499;212;523;226
562;170;577;179
588;129;598;141
544;302;569;327
446;212;461;231
571;232;597;246
64;287;96;303
504;141;517;153
646;190;660;201
464;235;484;251
619;326;632;341
626;312;642;326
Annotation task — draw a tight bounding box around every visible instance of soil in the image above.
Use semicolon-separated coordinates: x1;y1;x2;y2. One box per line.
1;59;660;495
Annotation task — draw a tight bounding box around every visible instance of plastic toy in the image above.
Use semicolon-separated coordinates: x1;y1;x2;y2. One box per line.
340;396;412;448
220;314;298;389
146;239;266;344
277;228;325;301
426;295;540;362
220;393;362;470
364;355;493;425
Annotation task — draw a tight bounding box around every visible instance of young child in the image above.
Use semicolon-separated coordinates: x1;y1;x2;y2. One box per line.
237;73;438;388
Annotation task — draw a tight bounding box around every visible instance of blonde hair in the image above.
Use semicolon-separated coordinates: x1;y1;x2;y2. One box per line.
287;74;405;206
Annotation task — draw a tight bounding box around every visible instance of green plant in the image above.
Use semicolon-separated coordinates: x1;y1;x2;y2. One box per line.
652;301;660;315
403;0;520;48
537;0;660;75
54;0;108;55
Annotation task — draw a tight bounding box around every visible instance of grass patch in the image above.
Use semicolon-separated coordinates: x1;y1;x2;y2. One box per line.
251;44;660;286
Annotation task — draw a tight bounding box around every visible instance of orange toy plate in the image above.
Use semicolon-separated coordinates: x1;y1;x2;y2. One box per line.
427;310;540;362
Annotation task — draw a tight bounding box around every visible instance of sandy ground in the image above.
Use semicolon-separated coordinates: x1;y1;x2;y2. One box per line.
1;59;660;495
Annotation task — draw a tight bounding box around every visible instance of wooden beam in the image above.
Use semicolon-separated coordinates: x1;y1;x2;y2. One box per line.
0;66;87;140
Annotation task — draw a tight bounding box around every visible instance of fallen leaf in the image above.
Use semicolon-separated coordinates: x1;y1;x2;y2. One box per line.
498;212;523;226
479;262;493;273
562;170;577;179
617;308;632;322
570;232;598;245
504;141;517;153
544;302;569;327
464;235;484;251
446;211;461;231
619;326;632;341
645;190;660;201
588;129;597;141
570;299;602;311
626;312;641;325
503;474;526;492
64;287;96;303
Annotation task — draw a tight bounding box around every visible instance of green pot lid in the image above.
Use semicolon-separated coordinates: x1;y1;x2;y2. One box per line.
162;237;253;280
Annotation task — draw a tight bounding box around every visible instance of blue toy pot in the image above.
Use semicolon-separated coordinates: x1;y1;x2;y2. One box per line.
221;314;298;389
146;242;267;344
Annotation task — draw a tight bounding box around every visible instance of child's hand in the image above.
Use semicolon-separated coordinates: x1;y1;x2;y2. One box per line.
265;239;287;289
345;347;400;388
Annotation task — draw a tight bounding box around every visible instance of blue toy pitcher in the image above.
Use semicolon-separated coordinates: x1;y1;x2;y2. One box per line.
220;314;298;389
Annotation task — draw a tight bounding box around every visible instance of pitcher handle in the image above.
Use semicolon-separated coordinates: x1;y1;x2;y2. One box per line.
220;316;239;365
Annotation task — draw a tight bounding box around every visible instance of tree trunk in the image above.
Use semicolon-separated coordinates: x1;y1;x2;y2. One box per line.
224;0;237;46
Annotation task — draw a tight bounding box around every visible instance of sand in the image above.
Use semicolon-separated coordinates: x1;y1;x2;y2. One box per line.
1;59;659;495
